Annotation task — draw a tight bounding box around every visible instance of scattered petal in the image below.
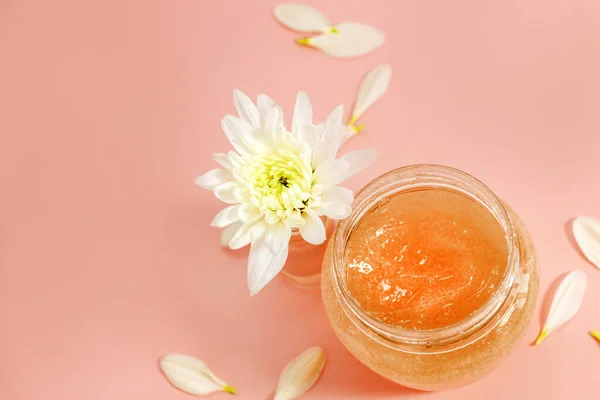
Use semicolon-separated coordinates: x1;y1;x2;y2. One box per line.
159;354;236;396
572;216;600;269
590;330;600;343
298;22;385;58
273;4;332;33
349;64;392;131
274;347;326;400
535;270;587;345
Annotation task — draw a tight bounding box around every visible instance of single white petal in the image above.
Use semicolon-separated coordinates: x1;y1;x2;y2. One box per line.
292;91;313;135
160;354;236;395
233;89;261;128
221;115;254;156
313;105;345;167
265;222;292;253
301;22;385;58
274;347;326;400
220;221;242;247
314;201;351;220
247;233;289;296
273;4;331;33
313;159;350;186
227;150;244;169
195;169;234;190
210;205;241;228
299;214;326;245
297;124;319;150
257;94;276;119
573;216;600;269
212;153;233;170
213;181;242;204
337;149;378;182
351;64;392;123
535;270;587;345
321;185;354;206
238;203;261;223
229;221;257;249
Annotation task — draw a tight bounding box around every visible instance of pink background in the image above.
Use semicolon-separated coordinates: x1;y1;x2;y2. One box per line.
1;0;600;399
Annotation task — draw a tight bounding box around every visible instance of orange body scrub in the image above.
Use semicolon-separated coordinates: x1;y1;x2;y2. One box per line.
322;166;539;390
345;189;507;330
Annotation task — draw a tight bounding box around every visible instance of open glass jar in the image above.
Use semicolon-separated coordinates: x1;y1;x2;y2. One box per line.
321;165;539;391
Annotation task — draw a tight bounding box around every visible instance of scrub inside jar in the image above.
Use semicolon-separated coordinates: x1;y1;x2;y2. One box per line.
345;188;508;330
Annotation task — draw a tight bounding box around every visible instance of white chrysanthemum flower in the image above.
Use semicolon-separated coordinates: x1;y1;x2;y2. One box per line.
196;90;377;295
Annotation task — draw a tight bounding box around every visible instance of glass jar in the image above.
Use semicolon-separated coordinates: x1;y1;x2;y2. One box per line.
321;165;539;391
281;218;336;288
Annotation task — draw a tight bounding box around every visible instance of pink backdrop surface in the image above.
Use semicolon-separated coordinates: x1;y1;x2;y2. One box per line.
1;0;600;399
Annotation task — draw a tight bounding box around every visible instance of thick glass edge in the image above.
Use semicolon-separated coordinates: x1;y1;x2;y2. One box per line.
330;165;522;354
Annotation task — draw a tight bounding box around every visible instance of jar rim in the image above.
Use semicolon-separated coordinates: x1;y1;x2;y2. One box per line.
330;164;522;354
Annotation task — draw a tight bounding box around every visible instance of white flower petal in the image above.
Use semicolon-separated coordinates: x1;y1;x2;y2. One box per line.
210;205;241;228
299;214;326;245
573;216;600;269
274;347;326;400
315;201;351;220
273;4;331;33
212;153;233;170
313;105;345;167
292;91;313;135
221;115;255;156
233;89;261;128
350;64;392;123
313;158;349;186
229;221;258;250
160;354;236;396
247;233;289;296
265;222;292;253
257;94;276;119
214;181;242;204
238;203;261;223
220;221;243;247
195;169;234;190
535;270;587;345
300;22;385;58
338;149;378;182
297;124;319;150
321;185;354;206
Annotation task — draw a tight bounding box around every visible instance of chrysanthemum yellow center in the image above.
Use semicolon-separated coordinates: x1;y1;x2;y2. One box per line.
245;149;315;225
